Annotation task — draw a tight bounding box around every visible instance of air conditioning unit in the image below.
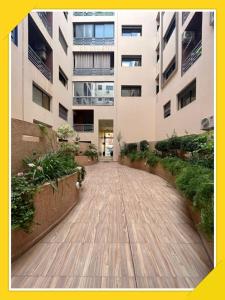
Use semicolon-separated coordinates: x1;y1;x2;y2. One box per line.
201;115;214;131
182;31;195;43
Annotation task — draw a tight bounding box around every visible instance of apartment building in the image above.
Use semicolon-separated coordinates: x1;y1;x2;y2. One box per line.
11;10;214;160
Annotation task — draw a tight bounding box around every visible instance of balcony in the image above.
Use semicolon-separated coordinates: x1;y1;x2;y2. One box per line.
28;45;52;81
73;68;114;76
73;124;94;132
73;97;114;106
73;11;115;16
182;40;202;74
73;37;114;45
37;12;52;37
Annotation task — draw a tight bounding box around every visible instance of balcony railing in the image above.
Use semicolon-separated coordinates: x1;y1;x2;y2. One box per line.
73;37;114;45
37;12;52;36
73;124;94;132
73;97;114;106
73;11;115;16
28;45;52;81
182;40;202;74
73;68;114;76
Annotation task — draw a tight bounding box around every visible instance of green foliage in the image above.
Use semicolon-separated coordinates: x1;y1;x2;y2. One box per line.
140;140;149;152
125;143;138;153
146;151;160;167
12;149;86;231
161;157;188;176
127;151;140;162
84;143;98;160
167;135;181;150
58;142;80;156
57;124;75;140
155;140;169;152
175;165;214;237
11;175;37;230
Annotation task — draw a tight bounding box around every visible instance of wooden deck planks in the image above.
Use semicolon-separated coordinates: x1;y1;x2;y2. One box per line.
11;162;213;288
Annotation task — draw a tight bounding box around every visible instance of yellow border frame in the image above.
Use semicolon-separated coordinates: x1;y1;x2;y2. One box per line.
0;1;224;299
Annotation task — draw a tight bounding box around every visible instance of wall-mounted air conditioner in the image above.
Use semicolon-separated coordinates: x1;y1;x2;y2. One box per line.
201;115;214;131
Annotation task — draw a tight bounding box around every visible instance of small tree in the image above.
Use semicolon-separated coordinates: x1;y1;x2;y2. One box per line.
57;124;75;141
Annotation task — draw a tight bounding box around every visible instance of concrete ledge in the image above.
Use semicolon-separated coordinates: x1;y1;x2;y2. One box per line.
75;155;98;166
119;156;214;264
12;173;79;261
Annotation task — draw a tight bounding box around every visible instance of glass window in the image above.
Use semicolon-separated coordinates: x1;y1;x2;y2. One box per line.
84;24;94;37
59;103;68;120
74;82;114;98
11;26;18;45
104;24;114;37
121;86;142;97
121;56;141;67
122;25;142;36
33;84;51;111
75;24;84;38
178;80;196;110
95;24;104;37
163;101;171;118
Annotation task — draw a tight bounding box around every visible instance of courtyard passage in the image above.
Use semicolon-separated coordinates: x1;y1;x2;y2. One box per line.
12;162;213;289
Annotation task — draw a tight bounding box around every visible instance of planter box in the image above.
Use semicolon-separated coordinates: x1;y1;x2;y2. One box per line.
12;173;79;261
119;156;214;264
75;155;97;166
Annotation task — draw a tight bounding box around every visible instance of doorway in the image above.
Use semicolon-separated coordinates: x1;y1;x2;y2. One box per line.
98;120;113;161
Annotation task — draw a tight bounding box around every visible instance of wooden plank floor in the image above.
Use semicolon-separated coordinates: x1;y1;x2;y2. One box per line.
11;162;213;289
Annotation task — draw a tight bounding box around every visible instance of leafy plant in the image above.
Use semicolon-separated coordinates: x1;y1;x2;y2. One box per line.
161;157;188;176
84;143;98;160
146;152;160;167
57;124;75;141
11;175;37;230
58;142;80;156
155;140;169;153
125;143;138;153
140;140;149;152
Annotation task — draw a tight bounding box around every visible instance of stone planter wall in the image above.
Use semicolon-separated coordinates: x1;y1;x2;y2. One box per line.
119;156;214;264
75;155;98;166
12;173;79;261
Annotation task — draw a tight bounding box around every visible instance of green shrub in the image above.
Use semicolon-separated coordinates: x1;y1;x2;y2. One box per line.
127;151;140;162
200;200;214;237
125;143;138;153
140;140;149;152
12;149;86;230
11;175;37;230
167;136;182;150
83;143;98;160
155;140;169;153
146;152;160;167
58;142;79;156
161;157;188;176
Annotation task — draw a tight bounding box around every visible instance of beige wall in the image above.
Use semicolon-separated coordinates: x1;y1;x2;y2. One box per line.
11;10;214;160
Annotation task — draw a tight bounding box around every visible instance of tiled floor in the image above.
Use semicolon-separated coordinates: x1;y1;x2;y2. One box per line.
11;162;213;289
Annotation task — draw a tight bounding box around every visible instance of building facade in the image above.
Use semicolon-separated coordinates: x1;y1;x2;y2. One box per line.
11;10;214;161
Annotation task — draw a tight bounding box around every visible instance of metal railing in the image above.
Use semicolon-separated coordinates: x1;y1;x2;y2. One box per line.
73;11;115;16
73;124;94;132
73;37;114;45
37;12;52;36
73;68;114;76
28;45;52;81
182;40;202;74
73;97;114;106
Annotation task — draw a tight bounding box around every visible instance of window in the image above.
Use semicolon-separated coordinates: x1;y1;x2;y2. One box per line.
163;101;171;118
156;44;160;62
74;23;114;38
155;76;159;94
156;12;160;31
63;11;68;20
59;67;68;87
11;26;18;45
178;79;196;110
121;86;141;97
74;82;114;98
163;57;176;82
121;55;142;67
163;14;176;48
59;103;68;120
59;27;68;54
182;12;190;25
33;84;51;111
122;25;142;36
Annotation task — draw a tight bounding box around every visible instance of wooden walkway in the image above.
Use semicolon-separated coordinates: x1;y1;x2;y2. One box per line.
12;162;213;289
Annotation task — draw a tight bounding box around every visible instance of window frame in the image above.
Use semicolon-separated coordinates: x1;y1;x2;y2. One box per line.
11;26;18;46
122;25;142;37
59;27;68;55
59;67;68;88
121;85;142;97
163;101;171;118
177;79;196;110
121;55;142;67
59;103;68;120
32;83;51;111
